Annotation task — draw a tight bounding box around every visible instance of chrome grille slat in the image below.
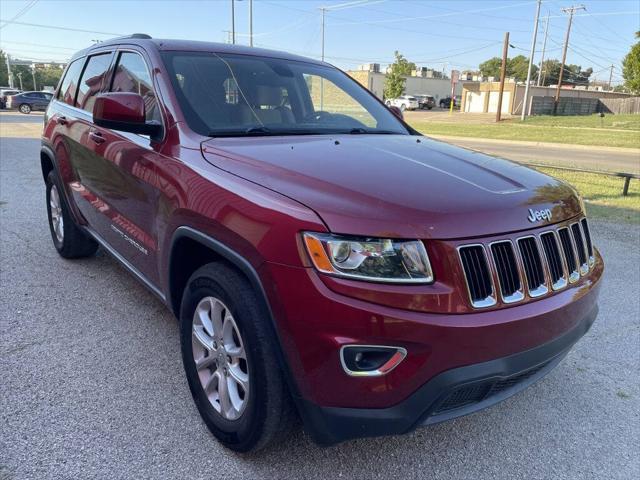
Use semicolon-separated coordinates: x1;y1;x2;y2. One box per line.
558;227;580;283
490;241;523;303
580;218;594;265
540;232;567;290
458;217;594;308
517;237;548;297
571;222;589;275
458;245;496;308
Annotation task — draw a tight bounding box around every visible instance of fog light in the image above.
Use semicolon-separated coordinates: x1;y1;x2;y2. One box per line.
340;345;407;377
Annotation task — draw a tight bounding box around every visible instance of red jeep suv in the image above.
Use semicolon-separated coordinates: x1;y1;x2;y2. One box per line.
41;35;603;452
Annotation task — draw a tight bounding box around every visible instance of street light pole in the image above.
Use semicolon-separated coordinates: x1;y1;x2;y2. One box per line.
521;0;542;120
231;0;236;44
320;7;326;62
17;72;23;90
537;12;550;86
249;0;253;47
5;54;13;88
31;64;37;91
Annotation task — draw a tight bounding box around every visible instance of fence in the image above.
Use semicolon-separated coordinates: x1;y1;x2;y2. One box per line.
599;96;640;114
530;95;640;116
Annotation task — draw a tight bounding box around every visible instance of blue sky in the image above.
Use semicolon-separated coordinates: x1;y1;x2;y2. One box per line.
0;0;637;85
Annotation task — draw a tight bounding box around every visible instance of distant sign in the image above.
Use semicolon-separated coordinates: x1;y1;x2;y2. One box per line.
450;69;460;97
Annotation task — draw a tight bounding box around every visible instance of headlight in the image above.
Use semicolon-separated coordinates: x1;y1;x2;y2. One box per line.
302;232;433;284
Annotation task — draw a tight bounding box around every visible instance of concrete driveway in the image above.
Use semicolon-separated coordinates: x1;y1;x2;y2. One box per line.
1;119;639;479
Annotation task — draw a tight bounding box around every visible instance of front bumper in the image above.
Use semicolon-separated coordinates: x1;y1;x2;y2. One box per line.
299;304;596;445
261;250;602;445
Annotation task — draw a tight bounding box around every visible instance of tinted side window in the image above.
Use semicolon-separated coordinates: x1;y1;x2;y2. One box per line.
77;53;112;112
110;52;160;123
56;58;84;106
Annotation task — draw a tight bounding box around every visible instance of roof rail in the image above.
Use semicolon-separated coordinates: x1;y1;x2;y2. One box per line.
103;33;152;42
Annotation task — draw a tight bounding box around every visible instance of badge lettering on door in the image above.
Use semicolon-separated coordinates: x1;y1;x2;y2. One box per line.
527;208;552;223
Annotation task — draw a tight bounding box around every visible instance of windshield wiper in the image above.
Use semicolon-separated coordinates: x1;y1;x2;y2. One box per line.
208;126;274;137
348;128;400;135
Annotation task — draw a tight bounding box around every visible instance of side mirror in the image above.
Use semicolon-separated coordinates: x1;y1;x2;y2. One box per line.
93;92;161;137
388;105;403;120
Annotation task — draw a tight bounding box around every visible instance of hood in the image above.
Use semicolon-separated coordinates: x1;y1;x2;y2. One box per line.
201;135;582;239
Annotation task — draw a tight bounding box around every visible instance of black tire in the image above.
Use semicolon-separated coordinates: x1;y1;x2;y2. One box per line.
45;171;98;258
427;106;433;110
19;103;31;114
180;262;295;452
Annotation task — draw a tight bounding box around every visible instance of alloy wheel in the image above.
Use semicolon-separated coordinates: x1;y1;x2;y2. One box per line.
192;296;249;421
49;184;64;243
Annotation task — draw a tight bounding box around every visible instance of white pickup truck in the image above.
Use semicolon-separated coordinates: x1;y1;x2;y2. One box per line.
385;95;419;111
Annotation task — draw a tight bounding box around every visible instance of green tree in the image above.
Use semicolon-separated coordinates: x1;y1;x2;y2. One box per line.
478;55;537;82
508;55;538;81
622;31;640;94
478;57;502;79
384;51;416;99
538;59;592;86
0;50;8;86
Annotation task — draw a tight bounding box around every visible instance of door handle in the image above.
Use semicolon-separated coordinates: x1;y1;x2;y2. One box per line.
55;115;67;125
89;131;105;145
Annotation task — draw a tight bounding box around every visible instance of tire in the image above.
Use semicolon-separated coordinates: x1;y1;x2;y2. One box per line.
46;171;98;258
385;101;391;106
400;104;406;112
427;106;433;110
180;262;295;452
19;103;31;114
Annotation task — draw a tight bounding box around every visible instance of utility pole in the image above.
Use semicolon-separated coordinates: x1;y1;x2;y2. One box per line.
608;64;614;91
496;32;510;123
31;64;37;91
5;53;13;88
17;72;23;90
320;7;326;62
249;0;253;47
521;0;542;120
537;12;550;86
554;4;585;115
231;0;236;44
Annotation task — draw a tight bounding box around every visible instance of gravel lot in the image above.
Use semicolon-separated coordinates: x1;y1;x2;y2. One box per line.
1;117;639;479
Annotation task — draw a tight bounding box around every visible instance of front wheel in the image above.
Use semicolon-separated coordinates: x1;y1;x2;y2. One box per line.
400;104;406;112
180;263;295;452
19;104;31;114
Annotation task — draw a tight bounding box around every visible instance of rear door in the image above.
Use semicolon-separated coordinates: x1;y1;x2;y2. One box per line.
31;92;49;110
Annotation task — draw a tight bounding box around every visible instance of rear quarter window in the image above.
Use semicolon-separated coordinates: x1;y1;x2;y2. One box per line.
56;58;84;106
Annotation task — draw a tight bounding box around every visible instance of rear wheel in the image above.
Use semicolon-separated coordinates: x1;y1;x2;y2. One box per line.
46;171;98;258
19;104;31;114
180;263;295;452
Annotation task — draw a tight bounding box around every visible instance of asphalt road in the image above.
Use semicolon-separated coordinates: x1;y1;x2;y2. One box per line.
435;136;640;175
1;121;639;479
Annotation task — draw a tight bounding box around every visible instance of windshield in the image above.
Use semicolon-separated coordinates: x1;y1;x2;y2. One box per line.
162;51;410;137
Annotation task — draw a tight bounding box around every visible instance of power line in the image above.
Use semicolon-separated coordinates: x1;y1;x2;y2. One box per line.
0;40;77;51
0;19;123;36
329;1;537;27
0;0;39;30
